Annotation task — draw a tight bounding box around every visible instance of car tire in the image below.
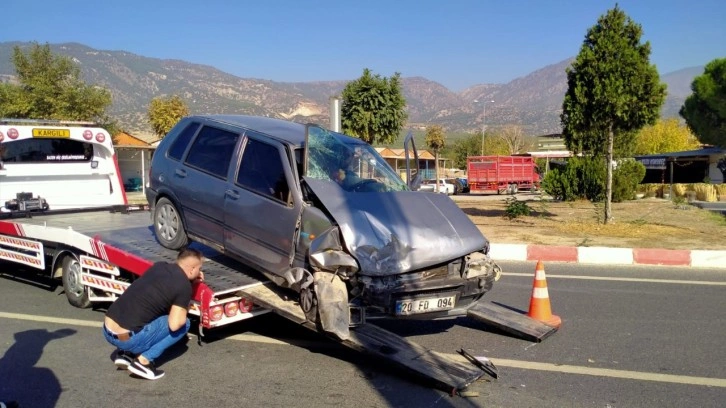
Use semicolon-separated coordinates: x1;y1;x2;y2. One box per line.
153;197;189;250
62;255;91;309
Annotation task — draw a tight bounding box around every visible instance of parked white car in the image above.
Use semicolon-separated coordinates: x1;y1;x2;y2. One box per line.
420;179;455;195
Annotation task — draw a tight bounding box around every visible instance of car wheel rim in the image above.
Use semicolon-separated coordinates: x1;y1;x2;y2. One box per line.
157;204;179;242
67;259;84;297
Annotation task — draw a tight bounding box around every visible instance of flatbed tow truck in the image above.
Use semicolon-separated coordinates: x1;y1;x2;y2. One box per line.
0;209;557;394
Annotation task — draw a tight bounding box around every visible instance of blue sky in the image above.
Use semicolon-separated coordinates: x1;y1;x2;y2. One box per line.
2;0;724;90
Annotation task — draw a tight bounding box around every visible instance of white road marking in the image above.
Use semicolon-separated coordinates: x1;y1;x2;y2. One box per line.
2;311;725;388
479;358;726;388
503;272;726;285
0;311;102;328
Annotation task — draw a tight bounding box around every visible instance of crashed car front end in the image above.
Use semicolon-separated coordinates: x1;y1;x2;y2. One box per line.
303;179;501;321
356;250;500;319
301;125;501;332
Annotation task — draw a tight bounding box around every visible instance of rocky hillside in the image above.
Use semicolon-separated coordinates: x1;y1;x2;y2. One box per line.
0;42;701;137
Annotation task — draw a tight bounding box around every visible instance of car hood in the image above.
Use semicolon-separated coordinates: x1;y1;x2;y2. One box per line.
304;178;487;276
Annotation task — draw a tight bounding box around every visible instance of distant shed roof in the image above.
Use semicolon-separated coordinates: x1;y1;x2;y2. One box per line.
113;131;155;148
634;147;725;159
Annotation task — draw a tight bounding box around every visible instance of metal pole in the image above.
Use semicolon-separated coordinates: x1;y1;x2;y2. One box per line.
481;103;486;156
329;96;341;132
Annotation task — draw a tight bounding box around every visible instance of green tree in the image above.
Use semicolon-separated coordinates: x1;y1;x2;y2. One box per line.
425;125;446;192
448;130;510;169
634;118;700;155
483;131;510;156
0;42;112;122
680;58;726;147
340;69;408;145
147;95;190;138
449;133;481;169
561;6;666;223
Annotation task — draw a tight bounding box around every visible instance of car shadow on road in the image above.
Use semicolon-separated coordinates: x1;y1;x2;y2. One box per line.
0;328;76;408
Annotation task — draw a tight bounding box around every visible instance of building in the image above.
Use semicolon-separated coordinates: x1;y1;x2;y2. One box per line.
113;131;158;194
375;147;447;179
635;147;726;184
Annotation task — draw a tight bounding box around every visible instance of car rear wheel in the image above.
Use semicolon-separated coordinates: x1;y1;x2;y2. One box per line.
154;197;189;249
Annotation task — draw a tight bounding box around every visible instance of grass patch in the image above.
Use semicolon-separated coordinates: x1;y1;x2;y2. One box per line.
553;220;690;239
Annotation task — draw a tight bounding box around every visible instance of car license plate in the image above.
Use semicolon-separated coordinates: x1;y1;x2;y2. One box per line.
395;295;456;315
32;128;70;138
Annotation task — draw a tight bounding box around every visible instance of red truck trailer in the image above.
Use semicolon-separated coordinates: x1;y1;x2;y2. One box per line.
467;156;540;194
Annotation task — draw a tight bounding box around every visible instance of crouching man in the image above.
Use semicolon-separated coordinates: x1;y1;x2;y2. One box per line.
103;247;204;380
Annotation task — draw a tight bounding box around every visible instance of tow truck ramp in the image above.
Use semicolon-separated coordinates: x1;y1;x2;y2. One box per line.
241;282;488;392
467;301;558;343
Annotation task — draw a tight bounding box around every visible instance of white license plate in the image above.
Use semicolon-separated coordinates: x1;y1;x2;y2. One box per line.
395;295;456;315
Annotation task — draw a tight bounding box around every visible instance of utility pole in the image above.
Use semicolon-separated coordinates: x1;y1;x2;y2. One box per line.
475;99;494;155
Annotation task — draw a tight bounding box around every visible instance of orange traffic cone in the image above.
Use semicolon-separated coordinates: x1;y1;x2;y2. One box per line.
527;261;562;328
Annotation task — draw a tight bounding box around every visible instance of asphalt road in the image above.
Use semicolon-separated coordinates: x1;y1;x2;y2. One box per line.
1;261;725;408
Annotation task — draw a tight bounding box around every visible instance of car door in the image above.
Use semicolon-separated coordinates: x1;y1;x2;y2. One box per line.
179;125;241;247
223;132;302;277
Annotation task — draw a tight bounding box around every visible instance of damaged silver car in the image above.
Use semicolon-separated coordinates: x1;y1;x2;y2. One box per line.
147;115;500;339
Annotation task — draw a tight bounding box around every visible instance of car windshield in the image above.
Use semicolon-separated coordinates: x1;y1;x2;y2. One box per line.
305;126;408;192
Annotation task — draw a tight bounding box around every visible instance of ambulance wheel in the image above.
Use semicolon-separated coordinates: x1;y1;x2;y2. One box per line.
62;255;91;309
154;197;189;249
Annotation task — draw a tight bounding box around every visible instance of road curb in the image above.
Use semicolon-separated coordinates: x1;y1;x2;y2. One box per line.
489;243;726;269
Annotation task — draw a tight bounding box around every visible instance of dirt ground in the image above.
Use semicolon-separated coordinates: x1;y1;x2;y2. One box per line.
453;193;726;250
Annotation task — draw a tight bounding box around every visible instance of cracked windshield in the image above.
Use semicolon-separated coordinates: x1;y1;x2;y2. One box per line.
305;126;408;193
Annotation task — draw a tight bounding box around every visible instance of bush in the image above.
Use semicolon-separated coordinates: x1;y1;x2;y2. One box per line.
715;184;726;200
639;183;664;198
504;197;532;219
612;159;646;202
694;184;717;202
673;183;687;197
540;157;605;201
542;169;573;201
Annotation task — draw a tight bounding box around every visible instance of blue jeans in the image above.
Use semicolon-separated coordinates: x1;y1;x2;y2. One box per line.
103;315;190;363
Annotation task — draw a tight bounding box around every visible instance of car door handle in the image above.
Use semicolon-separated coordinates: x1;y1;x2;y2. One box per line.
175;168;187;177
225;189;240;199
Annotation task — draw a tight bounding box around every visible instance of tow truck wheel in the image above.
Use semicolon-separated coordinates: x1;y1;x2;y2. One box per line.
154;197;189;250
61;255;91;309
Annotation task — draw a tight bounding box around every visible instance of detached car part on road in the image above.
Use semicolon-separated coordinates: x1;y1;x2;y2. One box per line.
146;115;500;339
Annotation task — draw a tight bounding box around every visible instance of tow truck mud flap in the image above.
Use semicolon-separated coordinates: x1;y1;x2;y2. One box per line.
467;301;558;343
240;282;487;392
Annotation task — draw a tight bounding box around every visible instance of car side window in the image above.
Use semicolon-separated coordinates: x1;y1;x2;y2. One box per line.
236;138;290;203
167;122;200;161
184;126;239;178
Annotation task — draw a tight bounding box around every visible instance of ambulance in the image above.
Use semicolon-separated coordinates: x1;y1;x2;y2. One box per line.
0;118;127;212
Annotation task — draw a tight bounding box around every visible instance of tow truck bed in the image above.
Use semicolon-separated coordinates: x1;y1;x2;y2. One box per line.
3;210;492;392
16;212;266;294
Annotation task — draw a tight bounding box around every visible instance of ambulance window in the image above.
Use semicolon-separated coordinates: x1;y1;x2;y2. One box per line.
0;139;93;163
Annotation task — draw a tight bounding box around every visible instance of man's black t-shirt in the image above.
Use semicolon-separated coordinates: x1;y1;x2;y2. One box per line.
107;262;192;332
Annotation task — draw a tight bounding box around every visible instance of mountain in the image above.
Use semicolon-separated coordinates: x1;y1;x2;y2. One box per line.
0;42;701;137
660;66;704;118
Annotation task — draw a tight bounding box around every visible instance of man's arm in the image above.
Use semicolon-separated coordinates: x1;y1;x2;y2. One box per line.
168;305;188;332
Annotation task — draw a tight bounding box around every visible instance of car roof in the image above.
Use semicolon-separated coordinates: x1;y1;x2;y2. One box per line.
193;115;308;146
